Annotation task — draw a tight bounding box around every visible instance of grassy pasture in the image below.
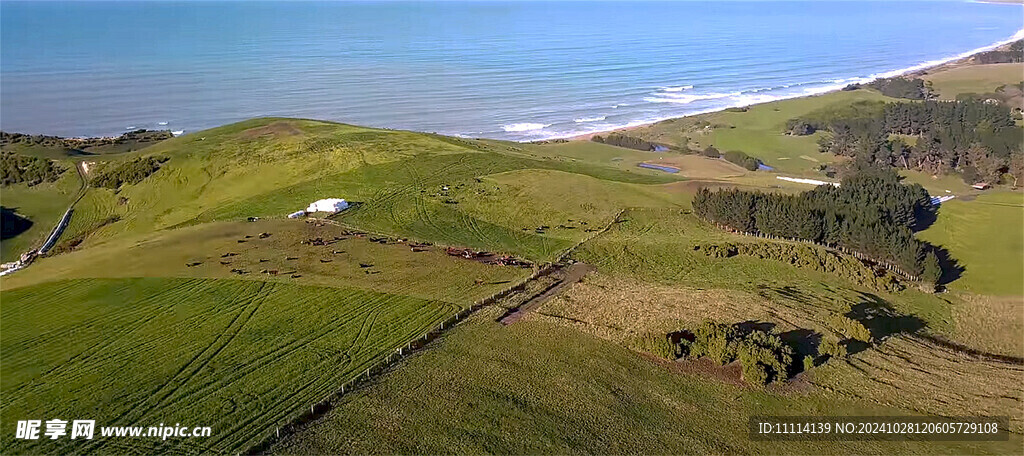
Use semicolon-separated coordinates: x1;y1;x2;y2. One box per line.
185;152;675;262
2;219;530;304
535;272;1023;428
516;140;679;176
918;191;1024;296
898;169;977;196
922;63;1024;100
623;90;891;174
31;119;677;263
571;208;957;337
636;154;749;179
270;308;1021;454
0;277;460;455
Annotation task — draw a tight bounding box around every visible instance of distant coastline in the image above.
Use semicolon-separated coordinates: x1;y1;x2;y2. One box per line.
563;29;1024;142
1;1;1020;141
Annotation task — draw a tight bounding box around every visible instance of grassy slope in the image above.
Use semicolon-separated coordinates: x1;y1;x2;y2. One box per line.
271;309;1020;455
923;63;1024;100
27;118;677;263
1;219;531;304
624;90;891;174
3;60;1023;454
918;191;1024;296
0;277;458;454
572;208;957;334
0;170;80;262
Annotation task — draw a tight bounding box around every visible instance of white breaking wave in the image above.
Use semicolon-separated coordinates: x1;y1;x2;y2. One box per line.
125;126;137;130
574;115;607;123
643;92;739;104
502;122;551;132
519;28;1024;142
172;130;185;136
662;85;694;92
157;121;168;126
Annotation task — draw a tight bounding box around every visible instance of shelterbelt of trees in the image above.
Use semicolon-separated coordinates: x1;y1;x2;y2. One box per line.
788;90;1024;185
692;167;942;283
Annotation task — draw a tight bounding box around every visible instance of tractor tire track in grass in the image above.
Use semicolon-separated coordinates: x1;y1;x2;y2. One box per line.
127;282;274;422
0;279;231;408
0;277;460;455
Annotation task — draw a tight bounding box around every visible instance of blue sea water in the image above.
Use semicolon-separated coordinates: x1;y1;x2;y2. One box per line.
1;1;1021;141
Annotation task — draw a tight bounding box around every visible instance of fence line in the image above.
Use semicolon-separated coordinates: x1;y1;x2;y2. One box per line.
246;210;627;454
244;260;557;454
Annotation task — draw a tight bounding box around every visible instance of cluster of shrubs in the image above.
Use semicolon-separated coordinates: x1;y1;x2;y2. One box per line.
645;317;875;386
682;322;794;385
693;241;905;292
722;150;761;171
91;156;169;189
591;133;668;152
700;145;721;158
698;145;761;171
1;152;65;186
844;77;932;100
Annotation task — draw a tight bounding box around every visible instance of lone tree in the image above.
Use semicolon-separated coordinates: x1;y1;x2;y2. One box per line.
920;251;942;290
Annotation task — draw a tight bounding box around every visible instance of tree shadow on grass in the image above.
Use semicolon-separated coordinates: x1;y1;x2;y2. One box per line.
845;291;927;355
931;245;965;286
1;207;33;241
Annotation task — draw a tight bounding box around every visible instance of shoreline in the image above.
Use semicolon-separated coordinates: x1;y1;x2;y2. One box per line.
2;29;1022;143
555;28;1024;143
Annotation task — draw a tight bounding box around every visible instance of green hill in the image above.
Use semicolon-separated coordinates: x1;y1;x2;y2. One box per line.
1;84;1021;455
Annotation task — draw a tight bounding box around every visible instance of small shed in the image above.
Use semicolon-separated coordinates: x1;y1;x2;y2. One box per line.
306;198;349;213
971;182;991;190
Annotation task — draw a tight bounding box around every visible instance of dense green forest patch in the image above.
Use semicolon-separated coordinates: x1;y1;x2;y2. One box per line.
0;152;65;186
693;167;942;283
794;97;1022;184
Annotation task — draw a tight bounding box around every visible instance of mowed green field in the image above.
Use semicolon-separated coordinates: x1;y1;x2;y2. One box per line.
918;191;1024;296
922;63;1024;100
0;277;459;454
270;308;1021;455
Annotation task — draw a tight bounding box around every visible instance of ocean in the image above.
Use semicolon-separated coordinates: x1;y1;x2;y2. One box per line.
1;1;1021;141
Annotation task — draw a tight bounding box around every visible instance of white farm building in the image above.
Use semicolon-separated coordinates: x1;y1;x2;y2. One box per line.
306;198;350;213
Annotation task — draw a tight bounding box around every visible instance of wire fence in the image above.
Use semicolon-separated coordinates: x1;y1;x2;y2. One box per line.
244;210;627;454
243;260;557;455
